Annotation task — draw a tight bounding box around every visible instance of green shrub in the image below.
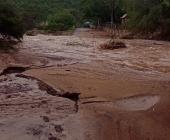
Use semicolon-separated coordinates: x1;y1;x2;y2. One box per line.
0;2;24;40
46;10;76;31
123;0;170;38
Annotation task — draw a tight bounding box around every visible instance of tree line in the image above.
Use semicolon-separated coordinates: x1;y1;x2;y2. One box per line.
0;0;170;40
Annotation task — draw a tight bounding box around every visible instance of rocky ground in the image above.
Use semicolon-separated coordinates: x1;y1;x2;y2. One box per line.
0;28;170;140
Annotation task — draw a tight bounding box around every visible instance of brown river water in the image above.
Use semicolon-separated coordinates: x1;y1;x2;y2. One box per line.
0;28;170;140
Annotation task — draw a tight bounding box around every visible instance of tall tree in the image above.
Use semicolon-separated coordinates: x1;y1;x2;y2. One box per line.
0;1;24;40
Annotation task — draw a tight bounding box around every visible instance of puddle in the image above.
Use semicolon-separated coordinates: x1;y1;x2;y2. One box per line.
114;95;160;111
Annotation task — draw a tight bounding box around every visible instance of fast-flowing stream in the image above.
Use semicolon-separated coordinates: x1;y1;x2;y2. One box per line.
0;28;170;140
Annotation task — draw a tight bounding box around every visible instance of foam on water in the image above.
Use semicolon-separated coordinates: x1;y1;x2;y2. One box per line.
114;95;160;111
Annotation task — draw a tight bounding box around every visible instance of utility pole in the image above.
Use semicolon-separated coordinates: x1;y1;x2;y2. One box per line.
111;0;114;29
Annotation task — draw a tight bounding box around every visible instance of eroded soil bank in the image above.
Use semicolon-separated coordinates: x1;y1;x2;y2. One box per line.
0;28;170;140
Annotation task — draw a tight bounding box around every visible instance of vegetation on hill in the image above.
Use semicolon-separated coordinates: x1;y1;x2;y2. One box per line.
46;10;76;31
122;0;170;39
0;0;170;41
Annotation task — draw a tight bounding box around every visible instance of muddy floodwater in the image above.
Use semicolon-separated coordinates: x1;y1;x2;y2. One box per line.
0;28;170;140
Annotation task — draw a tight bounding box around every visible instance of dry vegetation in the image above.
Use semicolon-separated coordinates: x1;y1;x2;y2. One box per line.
100;40;127;50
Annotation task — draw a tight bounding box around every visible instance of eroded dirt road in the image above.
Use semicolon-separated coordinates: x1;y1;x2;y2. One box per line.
0;28;170;140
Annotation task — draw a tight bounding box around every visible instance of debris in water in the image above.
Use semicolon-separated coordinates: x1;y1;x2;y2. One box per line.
42;116;50;122
100;40;127;50
54;125;63;133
